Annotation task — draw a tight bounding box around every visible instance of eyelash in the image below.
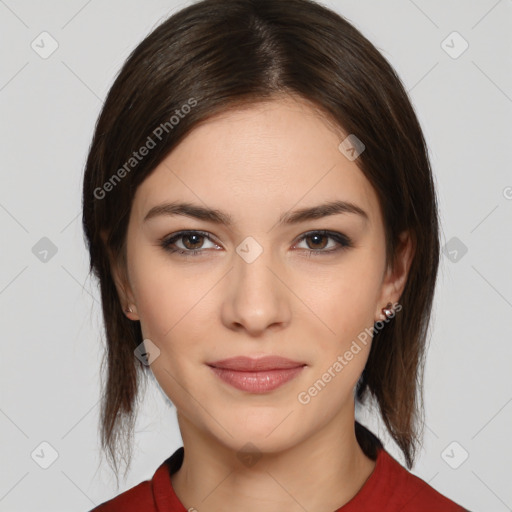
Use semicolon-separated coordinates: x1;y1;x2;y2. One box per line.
159;230;353;258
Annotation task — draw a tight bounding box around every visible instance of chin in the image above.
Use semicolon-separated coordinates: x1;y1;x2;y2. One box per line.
213;415;307;453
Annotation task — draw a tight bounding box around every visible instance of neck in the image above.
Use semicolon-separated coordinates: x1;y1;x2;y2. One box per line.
170;403;376;512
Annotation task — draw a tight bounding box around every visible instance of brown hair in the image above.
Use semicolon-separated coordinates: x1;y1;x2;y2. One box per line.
82;0;439;481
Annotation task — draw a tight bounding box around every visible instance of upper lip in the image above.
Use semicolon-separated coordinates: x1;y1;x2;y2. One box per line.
207;356;306;371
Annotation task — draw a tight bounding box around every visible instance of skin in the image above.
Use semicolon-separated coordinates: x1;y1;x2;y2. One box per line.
110;94;414;512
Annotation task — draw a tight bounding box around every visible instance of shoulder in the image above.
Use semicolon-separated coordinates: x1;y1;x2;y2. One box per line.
88;447;184;512
375;449;469;511
89;479;155;512
352;423;469;511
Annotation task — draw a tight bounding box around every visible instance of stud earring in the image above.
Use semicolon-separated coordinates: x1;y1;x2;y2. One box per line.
381;302;394;319
125;305;133;314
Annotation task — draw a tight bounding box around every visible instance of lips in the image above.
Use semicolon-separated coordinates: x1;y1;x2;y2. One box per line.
207;355;306;371
207;356;307;393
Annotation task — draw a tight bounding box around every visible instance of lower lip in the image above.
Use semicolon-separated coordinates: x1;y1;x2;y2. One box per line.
208;366;305;393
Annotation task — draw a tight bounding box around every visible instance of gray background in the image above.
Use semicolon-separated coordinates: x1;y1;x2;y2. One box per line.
1;0;511;511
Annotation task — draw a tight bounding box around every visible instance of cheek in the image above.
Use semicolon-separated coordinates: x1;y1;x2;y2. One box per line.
296;259;383;404
131;256;211;405
129;245;205;340
306;253;383;342
130;249;222;403
295;267;380;413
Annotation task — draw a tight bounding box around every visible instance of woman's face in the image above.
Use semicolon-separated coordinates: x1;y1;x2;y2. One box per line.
117;95;410;454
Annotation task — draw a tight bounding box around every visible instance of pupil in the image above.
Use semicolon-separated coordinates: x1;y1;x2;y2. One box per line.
309;234;326;249
185;234;202;249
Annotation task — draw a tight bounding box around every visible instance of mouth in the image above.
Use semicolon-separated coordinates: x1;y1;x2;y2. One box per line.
207;356;307;393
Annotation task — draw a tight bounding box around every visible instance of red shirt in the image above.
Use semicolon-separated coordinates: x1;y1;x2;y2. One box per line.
90;446;469;511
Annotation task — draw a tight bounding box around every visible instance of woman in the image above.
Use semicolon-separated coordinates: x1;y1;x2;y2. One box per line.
83;0;470;510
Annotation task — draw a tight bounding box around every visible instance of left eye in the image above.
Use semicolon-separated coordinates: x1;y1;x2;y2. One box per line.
294;230;353;255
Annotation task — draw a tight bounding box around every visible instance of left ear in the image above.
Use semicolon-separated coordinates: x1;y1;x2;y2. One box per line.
374;230;415;321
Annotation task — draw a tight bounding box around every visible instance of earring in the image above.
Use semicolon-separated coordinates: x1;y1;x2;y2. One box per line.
381;302;394;319
125;305;133;314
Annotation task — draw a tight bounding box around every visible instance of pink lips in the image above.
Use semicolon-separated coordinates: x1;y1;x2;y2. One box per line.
207;356;306;393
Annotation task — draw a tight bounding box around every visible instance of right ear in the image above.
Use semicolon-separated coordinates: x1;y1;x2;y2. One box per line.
100;229;139;320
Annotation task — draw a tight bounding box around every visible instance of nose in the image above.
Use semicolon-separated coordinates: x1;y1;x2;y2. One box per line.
221;245;292;336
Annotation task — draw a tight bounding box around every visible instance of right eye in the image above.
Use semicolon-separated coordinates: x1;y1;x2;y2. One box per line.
159;230;221;256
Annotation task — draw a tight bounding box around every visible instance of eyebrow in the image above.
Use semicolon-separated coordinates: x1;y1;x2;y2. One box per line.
143;199;369;226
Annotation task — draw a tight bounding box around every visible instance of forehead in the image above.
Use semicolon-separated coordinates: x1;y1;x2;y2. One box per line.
132;96;381;227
